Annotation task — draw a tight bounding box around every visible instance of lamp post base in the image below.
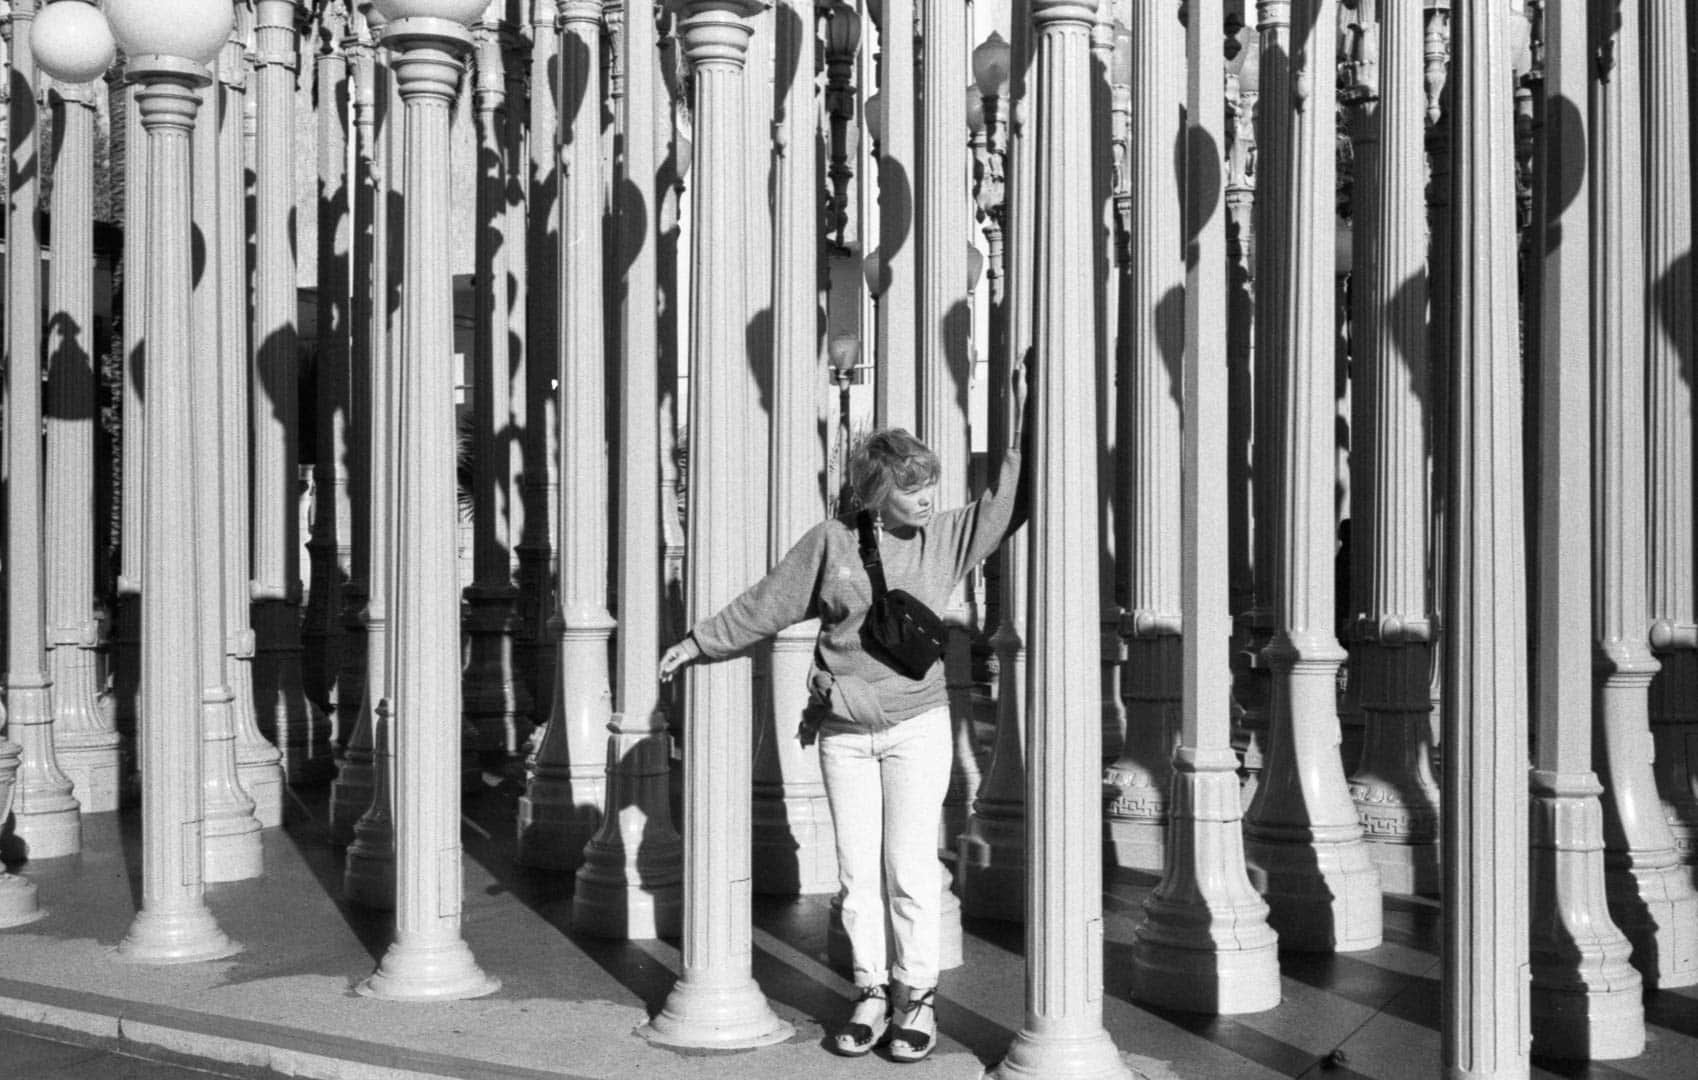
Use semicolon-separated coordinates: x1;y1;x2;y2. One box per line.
358;937;500;1001
642;976;793;1050
985;1028;1135;1080
1132;757;1282;1014
117;907;239;965
0;875;44;928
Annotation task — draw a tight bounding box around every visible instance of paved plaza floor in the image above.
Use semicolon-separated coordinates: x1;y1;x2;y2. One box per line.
0;766;1693;1080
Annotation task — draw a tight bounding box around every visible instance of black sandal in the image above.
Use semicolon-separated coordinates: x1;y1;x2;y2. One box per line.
888;988;937;1064
831;984;889;1057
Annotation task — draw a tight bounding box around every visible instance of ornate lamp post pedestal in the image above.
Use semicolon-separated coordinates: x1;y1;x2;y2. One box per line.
0;743;44;925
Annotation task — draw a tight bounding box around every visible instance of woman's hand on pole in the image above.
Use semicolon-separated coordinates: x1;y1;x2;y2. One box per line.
1010;346;1033;449
658;635;703;683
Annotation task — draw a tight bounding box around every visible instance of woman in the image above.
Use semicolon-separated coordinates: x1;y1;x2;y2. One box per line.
659;361;1028;1063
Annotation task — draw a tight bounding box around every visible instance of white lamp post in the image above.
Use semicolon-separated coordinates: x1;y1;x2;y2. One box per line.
90;0;243;962
356;0;499;1001
5;0;83;866
35;0;123;822
643;0;791;1049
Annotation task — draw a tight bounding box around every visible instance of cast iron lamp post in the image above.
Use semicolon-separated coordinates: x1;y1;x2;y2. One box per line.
356;0;499;1001
0;0;112;927
5;0;82;865
72;0;245;961
822;0;858;251
33;0;118;835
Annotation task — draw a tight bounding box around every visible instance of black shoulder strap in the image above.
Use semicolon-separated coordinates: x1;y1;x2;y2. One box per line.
855;510;889;598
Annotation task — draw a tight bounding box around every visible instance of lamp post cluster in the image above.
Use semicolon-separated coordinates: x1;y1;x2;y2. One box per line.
5;4;1695;1078
14;0;508;993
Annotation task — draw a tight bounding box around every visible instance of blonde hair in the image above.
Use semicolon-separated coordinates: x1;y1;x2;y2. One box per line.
847;428;940;513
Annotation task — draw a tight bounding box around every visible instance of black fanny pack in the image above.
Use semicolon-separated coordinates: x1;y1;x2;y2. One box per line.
856;510;947;679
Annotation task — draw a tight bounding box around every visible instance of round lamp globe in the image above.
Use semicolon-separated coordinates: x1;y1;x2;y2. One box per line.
105;0;234;68
31;1;116;84
370;0;490;25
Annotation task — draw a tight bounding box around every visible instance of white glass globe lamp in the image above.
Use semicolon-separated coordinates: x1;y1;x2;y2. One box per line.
371;0;490;24
972;32;1011;100
31;1;116;84
104;0;234;68
965;85;984;136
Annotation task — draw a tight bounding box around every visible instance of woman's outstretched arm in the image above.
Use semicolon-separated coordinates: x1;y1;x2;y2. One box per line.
656;521;830;681
948;349;1035;574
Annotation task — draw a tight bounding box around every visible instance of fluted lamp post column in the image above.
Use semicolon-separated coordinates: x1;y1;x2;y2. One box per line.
1341;0;1441;896
461;0;529;759
749;0;836;898
516;0;561;732
217;1;285;831
872;0;915;429
38;0;121;817
251;0;331;785
571;0;683;939
959;30;1027;922
343;0;401;907
1440;1;1532;1071
915;0;975;867
643;0;791;1050
358;0;499;1001
1525;0;1644;1056
189;2;263;883
1241;0;1383;953
1102;0;1184;876
328;2;382;846
1588;0;1698;991
95;0;241;962
990;2;1130;1077
335;8;376;773
516;0;616;871
5;0;83;863
1644;0;1698;871
964;21;1025;923
1128;0;1281;1016
304;2;353;723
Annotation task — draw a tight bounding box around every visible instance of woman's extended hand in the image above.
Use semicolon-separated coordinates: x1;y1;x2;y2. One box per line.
1010;347;1033;448
658;636;703;682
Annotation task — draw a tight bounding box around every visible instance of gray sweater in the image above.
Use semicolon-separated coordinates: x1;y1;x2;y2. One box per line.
690;448;1025;728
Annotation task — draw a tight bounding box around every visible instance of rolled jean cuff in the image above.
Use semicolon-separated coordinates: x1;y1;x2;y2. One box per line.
892;963;936;990
854;971;890;989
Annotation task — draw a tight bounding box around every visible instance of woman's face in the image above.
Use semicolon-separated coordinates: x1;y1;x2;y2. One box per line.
880;481;936;530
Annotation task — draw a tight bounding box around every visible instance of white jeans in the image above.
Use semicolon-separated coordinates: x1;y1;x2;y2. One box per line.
818;705;953;990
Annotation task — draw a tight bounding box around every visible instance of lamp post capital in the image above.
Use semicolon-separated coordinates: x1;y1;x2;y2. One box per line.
676;0;764;68
1031;0;1099;31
